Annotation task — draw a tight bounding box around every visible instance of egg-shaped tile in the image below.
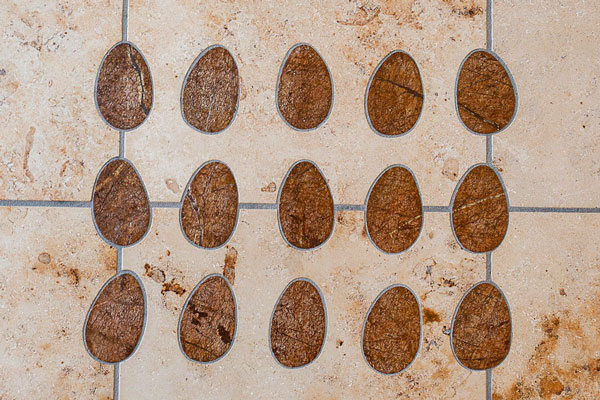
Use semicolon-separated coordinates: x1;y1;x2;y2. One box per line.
362;285;421;374
92;158;151;247
180;161;238;249
95;42;153;130
451;282;511;370
181;45;239;134
456;50;517;134
178;274;236;363
365;165;423;253
270;278;326;368
278;161;334;249
451;164;509;253
276;44;333;130
84;271;146;363
366;51;424;136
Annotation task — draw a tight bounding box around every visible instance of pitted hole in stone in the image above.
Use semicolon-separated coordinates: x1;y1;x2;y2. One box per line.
92;158;151;247
278;161;334;250
276;44;333;130
95;42;153;130
180;161;238;249
181;45;240;134
362;285;421;374
366;51;424;136
270;279;326;368
84;272;146;363
178;275;236;363
365;165;423;253
451;282;511;370
456;50;517;134
451;164;509;253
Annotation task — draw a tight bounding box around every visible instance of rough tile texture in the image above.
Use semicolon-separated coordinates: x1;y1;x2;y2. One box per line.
366;166;423;253
451;165;508;253
85;272;145;363
270;279;326;368
452;282;511;370
181;161;238;248
366;51;423;135
362;286;421;374
182;46;239;133
93;159;151;246
279;161;334;249
277;44;332;130
456;51;516;134
179;275;236;362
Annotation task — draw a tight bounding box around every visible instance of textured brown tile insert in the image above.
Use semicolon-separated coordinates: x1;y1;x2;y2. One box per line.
451;282;511;370
278;161;334;249
277;44;333;130
181;46;239;134
92;158;151;247
180;161;238;249
366;51;424;136
362;285;421;374
96;42;153;130
456;50;516;134
178;275;236;363
451;164;509;253
270;279;326;368
365;165;423;253
84;272;145;363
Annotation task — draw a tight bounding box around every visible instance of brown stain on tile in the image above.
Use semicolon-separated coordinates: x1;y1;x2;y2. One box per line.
161;279;186;296
144;263;165;284
423;307;441;324
165;178;180;194
277;44;332;130
442;157;459;181
442;0;484;18
457;51;516;134
270;280;326;368
179;275;236;362
279;161;334;249
222;246;237;285
452;165;508;252
261;182;277;192
366;51;423;136
32;250;84;286
182;46;239;133
23;126;35;182
96;43;152;130
181;161;238;249
93;159;150;247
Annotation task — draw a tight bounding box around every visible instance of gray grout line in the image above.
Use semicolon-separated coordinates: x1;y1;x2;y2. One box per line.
486;135;493;164
239;203;278;210
0;200;91;208
423;205;450;212
149;201;180;208
113;363;120;400
121;0;128;42
486;368;492;400
117;247;122;273
486;252;492;281
486;0;493;51
119;131;125;158
510;206;600;213
335;204;364;211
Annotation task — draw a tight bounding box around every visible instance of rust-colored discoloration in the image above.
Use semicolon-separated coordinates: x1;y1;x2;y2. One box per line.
270;280;326;368
261;182;277;192
367;51;423;136
179;276;236;362
181;161;238;249
222;246;237;285
161;279;186;296
277;44;332;130
366;166;422;253
93;159;150;247
279;161;334;249
451;165;508;253
457;51;516;134
423;307;441;324
144;263;165;283
85;273;145;363
452;283;511;370
182;46;239;133
363;286;421;374
96;43;153;130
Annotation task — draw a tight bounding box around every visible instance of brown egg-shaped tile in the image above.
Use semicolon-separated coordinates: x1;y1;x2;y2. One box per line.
451;282;511;370
181;45;240;134
362;285;421;374
95;42;153;130
366;51;424;136
84;271;146;363
365;165;423;253
278;160;334;250
270;278;326;368
451;164;509;253
180;161;238;249
92;158;151;247
456;49;517;134
276;44;333;130
178;274;236;363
